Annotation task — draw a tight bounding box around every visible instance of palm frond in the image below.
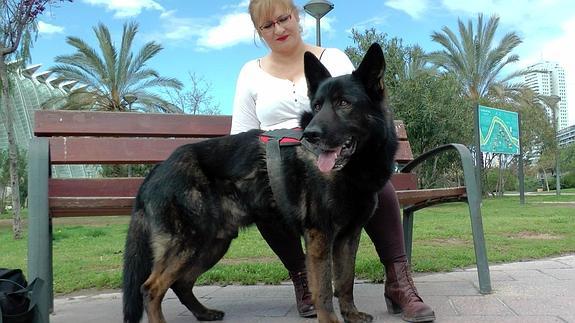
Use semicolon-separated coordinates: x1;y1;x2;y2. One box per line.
429;13;523;101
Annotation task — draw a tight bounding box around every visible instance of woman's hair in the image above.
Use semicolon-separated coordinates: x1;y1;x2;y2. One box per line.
248;0;298;31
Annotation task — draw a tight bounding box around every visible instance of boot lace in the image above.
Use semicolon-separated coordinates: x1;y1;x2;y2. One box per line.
402;264;422;302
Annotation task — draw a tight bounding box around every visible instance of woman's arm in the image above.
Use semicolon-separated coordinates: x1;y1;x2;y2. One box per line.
231;62;260;134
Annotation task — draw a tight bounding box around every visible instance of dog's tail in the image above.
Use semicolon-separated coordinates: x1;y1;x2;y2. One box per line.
122;203;153;323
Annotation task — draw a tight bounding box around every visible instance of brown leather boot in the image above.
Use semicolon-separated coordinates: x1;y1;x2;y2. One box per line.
289;271;316;318
384;261;435;322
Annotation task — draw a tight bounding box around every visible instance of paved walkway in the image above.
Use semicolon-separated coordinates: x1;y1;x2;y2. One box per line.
50;254;575;322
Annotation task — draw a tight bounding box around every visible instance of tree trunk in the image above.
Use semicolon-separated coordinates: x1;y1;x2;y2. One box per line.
0;186;6;212
0;58;23;239
495;154;501;197
542;168;550;192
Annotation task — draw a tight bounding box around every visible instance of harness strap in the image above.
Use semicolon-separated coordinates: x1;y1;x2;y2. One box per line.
261;128;319;218
265;138;297;218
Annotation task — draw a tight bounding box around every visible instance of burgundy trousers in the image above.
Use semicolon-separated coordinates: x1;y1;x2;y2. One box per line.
256;181;406;272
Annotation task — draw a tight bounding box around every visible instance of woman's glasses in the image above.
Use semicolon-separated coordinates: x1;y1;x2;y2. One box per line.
259;13;292;33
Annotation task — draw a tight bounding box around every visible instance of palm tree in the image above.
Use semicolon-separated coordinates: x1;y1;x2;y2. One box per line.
45;21;183;112
427;14;524;102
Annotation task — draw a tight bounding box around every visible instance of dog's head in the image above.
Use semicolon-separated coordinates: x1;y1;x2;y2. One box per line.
300;43;388;173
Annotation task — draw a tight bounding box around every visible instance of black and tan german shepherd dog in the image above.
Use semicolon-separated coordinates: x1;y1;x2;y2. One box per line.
123;43;397;323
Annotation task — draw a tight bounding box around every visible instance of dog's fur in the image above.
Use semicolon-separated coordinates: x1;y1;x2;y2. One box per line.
122;43;397;323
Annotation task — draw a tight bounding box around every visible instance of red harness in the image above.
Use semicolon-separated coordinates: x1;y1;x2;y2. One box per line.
259;128;303;146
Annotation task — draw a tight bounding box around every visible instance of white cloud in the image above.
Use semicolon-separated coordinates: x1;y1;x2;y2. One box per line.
38;21;64;35
301;13;335;44
82;0;164;18
349;16;388;33
197;13;254;49
156;10;205;41
385;0;429;20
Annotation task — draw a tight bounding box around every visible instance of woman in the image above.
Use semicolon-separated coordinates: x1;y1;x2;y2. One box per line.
231;1;435;322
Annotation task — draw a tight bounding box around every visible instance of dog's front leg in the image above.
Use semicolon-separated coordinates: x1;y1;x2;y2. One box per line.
304;228;340;323
333;227;373;323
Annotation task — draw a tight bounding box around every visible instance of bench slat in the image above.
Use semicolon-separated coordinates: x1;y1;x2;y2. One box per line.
48;187;468;218
35;111;232;138
396;187;467;206
47;174;428;218
47;137;413;164
390;173;417;190
49;197;133;217
49;174;418;199
49;178;142;197
49;137;203;164
34;111;409;140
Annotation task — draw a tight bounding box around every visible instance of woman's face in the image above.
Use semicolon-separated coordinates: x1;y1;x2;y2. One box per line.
257;5;301;51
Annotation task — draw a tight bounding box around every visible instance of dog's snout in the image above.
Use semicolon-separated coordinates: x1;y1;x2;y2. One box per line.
303;126;322;144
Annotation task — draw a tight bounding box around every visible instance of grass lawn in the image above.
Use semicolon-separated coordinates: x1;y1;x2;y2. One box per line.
1;189;574;294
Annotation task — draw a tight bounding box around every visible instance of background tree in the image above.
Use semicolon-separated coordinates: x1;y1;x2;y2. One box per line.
345;29;471;188
560;144;575;188
426;14;524;102
0;148;27;211
1;0;71;239
43;21;182;112
426;14;527;194
164;72;221;115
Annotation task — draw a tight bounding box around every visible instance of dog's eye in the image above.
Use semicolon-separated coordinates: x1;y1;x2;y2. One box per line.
313;103;321;112
338;99;350;108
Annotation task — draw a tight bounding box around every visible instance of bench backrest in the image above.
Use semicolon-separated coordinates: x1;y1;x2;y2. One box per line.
34;110;416;217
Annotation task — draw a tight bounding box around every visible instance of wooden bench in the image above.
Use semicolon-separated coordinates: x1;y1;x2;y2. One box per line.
27;110;490;322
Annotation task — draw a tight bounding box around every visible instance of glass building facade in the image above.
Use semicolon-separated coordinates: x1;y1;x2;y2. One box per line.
1;62;98;177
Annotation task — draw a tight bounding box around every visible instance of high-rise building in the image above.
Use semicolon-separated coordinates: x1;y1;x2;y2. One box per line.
558;124;575;148
523;61;569;130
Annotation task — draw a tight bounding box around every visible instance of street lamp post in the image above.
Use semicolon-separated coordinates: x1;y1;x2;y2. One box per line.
548;95;561;196
541;94;561;196
304;0;334;46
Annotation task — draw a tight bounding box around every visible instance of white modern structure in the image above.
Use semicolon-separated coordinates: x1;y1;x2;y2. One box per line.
558;124;575;148
1;62;98;178
523;61;569;130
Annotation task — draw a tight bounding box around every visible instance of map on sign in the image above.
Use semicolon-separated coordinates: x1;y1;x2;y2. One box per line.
478;105;520;155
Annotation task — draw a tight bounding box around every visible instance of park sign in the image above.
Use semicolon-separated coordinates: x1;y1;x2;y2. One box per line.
478;105;520;155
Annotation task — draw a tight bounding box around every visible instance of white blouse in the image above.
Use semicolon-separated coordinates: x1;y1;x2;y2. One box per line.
230;48;355;134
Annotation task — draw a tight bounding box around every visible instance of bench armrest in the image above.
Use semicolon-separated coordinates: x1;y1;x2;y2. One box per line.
399;144;480;198
398;144;490;294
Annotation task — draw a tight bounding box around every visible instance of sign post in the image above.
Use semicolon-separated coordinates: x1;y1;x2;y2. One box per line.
478;105;523;202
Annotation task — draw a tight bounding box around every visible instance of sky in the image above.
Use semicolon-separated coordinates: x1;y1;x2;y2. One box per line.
30;0;575;125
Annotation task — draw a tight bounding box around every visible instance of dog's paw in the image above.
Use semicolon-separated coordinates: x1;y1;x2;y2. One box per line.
343;311;373;323
193;309;225;321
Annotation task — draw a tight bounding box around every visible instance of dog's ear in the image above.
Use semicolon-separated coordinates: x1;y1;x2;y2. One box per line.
352;43;386;100
304;51;331;98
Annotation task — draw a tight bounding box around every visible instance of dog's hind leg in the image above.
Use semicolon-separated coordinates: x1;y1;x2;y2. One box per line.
172;238;232;321
142;245;192;323
333;228;373;323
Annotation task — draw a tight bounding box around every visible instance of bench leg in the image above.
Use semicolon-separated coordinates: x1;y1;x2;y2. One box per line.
467;197;491;294
27;137;52;323
460;144;492;294
402;208;414;263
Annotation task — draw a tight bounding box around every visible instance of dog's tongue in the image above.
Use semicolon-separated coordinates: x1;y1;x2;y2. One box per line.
317;147;342;172
317;151;337;172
